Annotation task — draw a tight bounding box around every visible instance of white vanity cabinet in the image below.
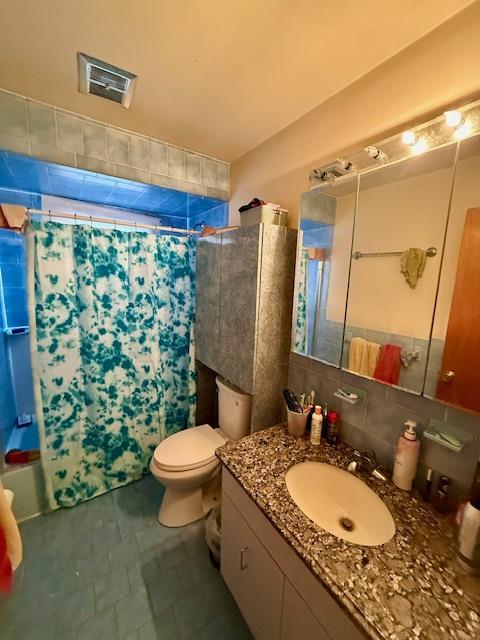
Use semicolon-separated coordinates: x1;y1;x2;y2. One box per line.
221;468;368;640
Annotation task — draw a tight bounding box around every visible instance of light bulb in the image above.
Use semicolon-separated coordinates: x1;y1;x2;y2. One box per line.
455;120;471;140
444;110;464;128
402;131;417;146
364;146;388;162
411;138;428;155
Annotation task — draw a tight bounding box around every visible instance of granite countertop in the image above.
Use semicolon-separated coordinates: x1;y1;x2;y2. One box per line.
216;425;480;640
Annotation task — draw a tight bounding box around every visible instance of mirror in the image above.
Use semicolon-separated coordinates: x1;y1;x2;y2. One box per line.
342;144;457;394
292;177;357;366
425;133;480;411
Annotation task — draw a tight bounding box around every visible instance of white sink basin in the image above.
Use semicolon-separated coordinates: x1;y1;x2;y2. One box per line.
285;461;396;546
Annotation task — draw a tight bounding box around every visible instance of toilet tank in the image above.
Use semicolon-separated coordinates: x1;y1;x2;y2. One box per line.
216;376;252;440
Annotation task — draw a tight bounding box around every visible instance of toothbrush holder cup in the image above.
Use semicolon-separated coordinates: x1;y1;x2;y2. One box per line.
286;407;309;437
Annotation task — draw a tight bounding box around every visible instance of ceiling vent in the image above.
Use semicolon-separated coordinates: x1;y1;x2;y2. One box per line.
77;53;137;108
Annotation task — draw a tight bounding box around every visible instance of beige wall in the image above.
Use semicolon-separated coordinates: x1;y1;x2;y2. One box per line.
229;2;480;228
344;166;452;339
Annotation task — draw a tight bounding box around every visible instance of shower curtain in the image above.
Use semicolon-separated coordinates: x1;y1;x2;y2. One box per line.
27;221;196;509
294;248;308;354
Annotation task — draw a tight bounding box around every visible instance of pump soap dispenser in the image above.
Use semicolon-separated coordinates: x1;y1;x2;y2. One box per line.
393;420;421;491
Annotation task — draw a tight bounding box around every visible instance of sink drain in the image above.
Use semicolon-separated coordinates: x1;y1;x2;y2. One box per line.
339;517;355;532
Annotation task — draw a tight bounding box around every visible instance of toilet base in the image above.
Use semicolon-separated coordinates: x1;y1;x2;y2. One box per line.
158;471;222;528
158;486;204;527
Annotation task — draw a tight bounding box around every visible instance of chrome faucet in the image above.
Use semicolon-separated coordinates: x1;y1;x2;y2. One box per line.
347;449;388;482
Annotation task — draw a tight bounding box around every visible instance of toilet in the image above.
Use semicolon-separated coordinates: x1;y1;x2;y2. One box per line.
150;375;252;527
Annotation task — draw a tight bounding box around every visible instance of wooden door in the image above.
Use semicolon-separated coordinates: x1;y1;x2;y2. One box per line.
437;208;480;410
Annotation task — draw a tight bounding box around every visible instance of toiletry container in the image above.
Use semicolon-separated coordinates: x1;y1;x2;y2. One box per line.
310;406;323;445
324;411;340;445
286;408;308;437
393;420;420;491
433;475;451;513
457;456;480;574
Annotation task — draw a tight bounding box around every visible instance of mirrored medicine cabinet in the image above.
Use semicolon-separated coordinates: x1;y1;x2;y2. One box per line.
292;102;480;415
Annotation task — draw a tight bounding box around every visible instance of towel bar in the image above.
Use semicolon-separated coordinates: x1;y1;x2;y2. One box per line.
352;246;437;260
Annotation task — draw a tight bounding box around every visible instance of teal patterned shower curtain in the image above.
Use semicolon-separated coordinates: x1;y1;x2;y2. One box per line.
294;248;308;354
27;221;196;509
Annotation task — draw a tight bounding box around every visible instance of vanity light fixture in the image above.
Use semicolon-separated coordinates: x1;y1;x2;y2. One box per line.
444;110;464;129
401;131;418;146
364;145;388;162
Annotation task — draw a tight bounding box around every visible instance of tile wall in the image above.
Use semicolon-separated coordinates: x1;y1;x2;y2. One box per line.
288;352;480;504
0;89;229;201
0;228;36;450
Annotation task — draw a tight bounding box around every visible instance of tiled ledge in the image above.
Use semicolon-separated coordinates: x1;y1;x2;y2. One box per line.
0;89;229;201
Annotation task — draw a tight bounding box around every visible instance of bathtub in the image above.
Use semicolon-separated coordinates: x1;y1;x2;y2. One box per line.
6;419;40;453
2;419;45;521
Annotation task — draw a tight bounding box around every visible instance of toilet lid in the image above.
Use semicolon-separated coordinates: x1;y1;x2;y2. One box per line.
153;425;226;472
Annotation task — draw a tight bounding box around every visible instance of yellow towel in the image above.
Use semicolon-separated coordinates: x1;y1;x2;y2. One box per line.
348;337;380;377
401;248;426;289
365;341;381;377
0;482;22;571
348;337;367;374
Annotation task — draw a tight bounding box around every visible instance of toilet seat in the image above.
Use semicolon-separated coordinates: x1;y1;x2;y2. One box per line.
152;424;226;472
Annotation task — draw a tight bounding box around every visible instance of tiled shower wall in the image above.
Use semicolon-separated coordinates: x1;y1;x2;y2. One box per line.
0;89;229;201
288;352;480;502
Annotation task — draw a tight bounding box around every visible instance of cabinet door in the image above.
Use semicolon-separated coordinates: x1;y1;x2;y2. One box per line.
281;580;330;640
221;494;284;640
218;226;259;392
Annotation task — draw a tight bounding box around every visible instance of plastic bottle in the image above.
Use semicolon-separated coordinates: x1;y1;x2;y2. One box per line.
310;406;323;446
392;420;421;491
325;411;340;446
457;457;480;574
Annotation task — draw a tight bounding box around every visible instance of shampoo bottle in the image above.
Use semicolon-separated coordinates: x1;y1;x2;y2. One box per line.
310;406;323;446
393;420;420;491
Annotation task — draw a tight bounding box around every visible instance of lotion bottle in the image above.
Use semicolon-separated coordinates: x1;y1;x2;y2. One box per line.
393;420;420;491
310;406;323;446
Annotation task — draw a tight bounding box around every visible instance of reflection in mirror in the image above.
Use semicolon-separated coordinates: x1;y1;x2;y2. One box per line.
343;144;457;394
293;177;357;365
425;134;480;412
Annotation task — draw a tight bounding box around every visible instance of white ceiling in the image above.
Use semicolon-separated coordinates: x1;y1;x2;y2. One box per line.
0;0;475;161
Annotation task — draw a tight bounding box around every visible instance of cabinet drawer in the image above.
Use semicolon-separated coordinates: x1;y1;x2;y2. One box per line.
281;580;330;640
221;494;284;640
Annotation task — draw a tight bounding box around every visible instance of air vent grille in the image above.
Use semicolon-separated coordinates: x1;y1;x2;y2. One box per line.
77;53;137;109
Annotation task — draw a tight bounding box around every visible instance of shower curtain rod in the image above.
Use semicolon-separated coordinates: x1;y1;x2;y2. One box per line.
27;208;201;235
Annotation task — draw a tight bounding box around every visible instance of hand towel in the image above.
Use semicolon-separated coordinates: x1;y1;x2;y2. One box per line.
0;484;22;580
374;344;402;385
348;337;381;377
348;337;367;374
0;204;27;231
365;341;381;377
400;248;427;289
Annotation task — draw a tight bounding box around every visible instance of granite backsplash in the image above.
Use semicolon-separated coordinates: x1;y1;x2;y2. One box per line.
288;352;480;504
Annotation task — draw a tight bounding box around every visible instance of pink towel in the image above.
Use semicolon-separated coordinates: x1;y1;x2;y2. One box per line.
373;344;401;385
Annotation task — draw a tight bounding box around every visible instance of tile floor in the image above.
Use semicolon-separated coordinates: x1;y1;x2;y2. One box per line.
0;475;253;640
